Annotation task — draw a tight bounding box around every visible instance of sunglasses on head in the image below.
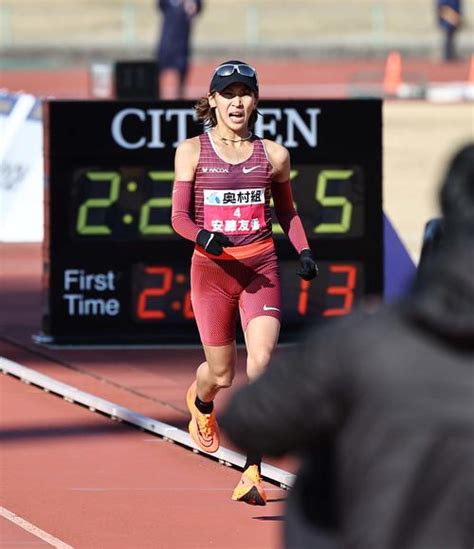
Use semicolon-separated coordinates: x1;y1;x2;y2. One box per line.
214;63;257;78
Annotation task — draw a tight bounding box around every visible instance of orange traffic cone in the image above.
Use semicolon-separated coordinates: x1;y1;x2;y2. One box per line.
383;51;402;96
468;53;474;85
466;53;474;100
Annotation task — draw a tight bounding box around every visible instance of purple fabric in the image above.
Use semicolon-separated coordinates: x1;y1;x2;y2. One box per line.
384;214;416;302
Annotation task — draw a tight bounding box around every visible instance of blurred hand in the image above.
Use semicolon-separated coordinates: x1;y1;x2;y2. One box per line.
184;0;198;17
297;249;319;280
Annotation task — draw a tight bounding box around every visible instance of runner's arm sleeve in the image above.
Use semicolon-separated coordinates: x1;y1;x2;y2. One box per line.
271;179;310;253
171;180;201;242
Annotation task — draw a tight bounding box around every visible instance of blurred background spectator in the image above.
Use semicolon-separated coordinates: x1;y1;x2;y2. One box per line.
1;1;473;69
221;142;474;548
155;0;202;98
436;0;463;61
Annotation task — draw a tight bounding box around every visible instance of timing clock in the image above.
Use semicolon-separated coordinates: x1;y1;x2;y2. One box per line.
40;99;383;344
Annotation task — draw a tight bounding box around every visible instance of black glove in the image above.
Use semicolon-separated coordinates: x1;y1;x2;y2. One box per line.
297;249;319;280
196;229;233;256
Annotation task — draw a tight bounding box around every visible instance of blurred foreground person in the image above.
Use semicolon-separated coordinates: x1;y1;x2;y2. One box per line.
418;142;474;275
221;143;474;549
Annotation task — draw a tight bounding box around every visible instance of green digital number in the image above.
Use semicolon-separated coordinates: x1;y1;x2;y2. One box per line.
139;171;175;234
271;169;299;234
76;171;120;235
314;170;353;233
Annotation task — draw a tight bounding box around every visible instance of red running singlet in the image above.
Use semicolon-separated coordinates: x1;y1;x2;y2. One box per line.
193;132;273;246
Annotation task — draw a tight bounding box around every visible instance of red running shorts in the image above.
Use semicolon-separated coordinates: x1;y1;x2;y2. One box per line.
190;239;281;346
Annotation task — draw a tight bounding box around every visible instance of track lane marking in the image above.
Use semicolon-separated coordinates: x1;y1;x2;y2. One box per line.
0;506;74;548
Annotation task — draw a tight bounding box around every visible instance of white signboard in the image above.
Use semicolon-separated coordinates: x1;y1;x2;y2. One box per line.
0;92;43;242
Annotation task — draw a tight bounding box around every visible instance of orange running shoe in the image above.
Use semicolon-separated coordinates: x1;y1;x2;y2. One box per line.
231;465;267;506
186;381;220;453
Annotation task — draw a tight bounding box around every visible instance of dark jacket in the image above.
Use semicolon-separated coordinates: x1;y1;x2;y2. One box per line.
222;237;474;549
156;0;202;74
437;0;462;30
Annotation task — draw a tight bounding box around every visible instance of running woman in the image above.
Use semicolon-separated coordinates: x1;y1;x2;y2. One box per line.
171;60;318;505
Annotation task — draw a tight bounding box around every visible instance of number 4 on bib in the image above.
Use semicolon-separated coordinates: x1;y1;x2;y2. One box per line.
233;207;241;218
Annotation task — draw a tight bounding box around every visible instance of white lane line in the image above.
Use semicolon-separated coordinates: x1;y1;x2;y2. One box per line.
0;506;74;548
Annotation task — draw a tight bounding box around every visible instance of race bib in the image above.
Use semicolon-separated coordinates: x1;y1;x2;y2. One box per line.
203;188;265;235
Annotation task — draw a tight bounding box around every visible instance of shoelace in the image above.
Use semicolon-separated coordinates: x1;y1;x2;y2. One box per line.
196;412;215;438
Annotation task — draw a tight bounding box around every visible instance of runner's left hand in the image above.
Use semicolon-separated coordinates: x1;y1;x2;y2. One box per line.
297;249;319;280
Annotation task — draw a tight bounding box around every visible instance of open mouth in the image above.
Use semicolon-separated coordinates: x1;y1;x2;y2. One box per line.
229;112;245;122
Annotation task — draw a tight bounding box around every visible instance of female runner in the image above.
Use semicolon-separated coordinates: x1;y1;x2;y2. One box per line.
171;60;318;505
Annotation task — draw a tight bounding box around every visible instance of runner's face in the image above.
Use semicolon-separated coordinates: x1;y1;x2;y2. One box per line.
210;84;257;132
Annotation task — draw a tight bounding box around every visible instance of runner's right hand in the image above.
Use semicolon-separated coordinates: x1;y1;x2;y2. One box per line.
196;229;233;256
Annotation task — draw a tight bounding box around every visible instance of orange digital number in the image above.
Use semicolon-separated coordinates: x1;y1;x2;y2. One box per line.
323;264;356;317
136;266;173;319
297;279;311;316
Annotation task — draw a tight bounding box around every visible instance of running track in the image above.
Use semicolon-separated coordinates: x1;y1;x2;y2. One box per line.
1;58;471;99
1;243;294;548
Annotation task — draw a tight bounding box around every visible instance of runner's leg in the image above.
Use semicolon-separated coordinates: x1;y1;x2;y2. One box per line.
186;343;236;453
235;250;281;496
244;315;280;381
239;246;281;380
190;252;240;401
231;319;278;505
196;342;237;402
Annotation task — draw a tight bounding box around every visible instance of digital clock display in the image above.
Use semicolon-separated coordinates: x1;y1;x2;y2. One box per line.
42;99;382;344
70;165;364;240
131;261;363;323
